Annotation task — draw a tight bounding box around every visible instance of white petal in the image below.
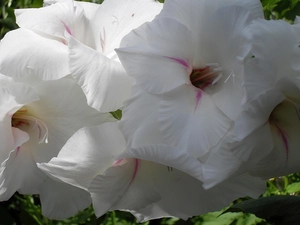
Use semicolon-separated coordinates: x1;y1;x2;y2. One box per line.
159;85;231;157
246;19;298;94
201;124;274;188
251;97;300;178
69;37;132;112
196;5;253;68
117;18;193;94
291;46;300;72
133;173;265;221
244;58;277;102
91;0;162;55
245;20;299;102
88;159;158;217
73;1;101;21
39;177;91;220
119;84;164;148
27;78;114;163
250;19;297;66
120;18;194;62
43;0;101;18
90;157;265;220
118;144;203;180
0;139;45;201
0;28;69;80
211;74;244;121
233;89;285;140
38;123;125;189
117;50;191;94
158;0;263;35
16;0;96;47
0;79;39;162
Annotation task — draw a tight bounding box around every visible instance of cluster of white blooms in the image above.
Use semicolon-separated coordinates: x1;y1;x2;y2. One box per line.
0;0;300;221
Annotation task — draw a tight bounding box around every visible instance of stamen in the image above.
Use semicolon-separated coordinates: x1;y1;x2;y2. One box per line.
36;119;49;144
190;63;223;89
212;73;223;85
206;63;219;67
12;114;49;144
224;70;234;83
167;166;173;172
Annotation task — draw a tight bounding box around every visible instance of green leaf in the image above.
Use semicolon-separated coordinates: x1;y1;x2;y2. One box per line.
0;18;18;30
191;211;266;225
110;109;122;120
286;182;300;194
225;196;300;225
284;2;300;21
261;0;281;8
6;7;16;20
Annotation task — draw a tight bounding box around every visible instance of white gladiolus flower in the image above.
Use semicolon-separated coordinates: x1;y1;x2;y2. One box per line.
116;0;264;184
0;0;95;82
9;0;162;112
67;0;163;112
0;74;113;219
239;19;300;178
39;122;265;221
200;18;300;188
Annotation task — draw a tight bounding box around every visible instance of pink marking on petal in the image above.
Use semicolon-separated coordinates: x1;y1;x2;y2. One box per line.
165;57;190;70
275;124;289;163
62;39;67;45
12;120;29;127
15;146;21;157
194;90;202;111
129;159;139;184
113;159;124;166
100;27;106;53
61;21;72;35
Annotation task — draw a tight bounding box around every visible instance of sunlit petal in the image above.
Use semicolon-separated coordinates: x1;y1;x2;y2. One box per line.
69;37;132;112
0;28;69;81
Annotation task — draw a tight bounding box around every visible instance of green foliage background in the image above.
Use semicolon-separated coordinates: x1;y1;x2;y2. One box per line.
1;0;300;224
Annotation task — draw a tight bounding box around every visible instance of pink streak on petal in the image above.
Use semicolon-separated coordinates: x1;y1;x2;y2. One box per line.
165;57;190;70
113;159;124;166
194;90;202;111
62;39;67;45
15;146;21;157
61;21;72;35
130;159;139;184
100;27;106;53
275;125;289;163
